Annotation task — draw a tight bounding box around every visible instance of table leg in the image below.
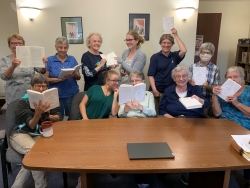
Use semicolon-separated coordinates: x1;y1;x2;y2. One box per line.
81;173;95;188
223;170;231;188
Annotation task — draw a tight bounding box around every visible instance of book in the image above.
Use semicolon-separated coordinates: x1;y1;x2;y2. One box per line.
127;142;175;160
119;83;146;105
179;97;202;109
192;66;207;85
217;78;241;101
100;52;117;66
231;135;250;161
16;46;45;67
242;52;247;63
162;17;174;34
27;88;59;111
58;64;82;79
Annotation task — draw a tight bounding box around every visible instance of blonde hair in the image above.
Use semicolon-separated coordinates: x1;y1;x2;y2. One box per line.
7;34;25;45
86;32;103;49
159;34;175;45
127;30;145;48
102;70;118;84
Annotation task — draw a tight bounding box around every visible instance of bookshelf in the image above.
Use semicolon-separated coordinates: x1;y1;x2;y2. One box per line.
235;44;250;84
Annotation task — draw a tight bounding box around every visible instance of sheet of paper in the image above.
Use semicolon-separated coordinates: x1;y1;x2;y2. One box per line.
133;83;146;102
16;46;31;67
163;17;174;34
193;66;207;85
100;52;117;66
30;47;45;67
231;135;250;153
217;78;241;101
119;86;133;105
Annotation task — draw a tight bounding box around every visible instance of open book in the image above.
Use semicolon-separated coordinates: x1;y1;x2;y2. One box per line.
179;97;202;109
100;52;117;66
119;83;146;105
217;78;241;101
27;88;59;111
231;135;250;161
58;64;82;79
16;46;45;67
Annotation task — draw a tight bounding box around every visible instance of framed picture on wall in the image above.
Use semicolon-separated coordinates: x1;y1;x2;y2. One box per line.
129;14;150;41
61;17;83;44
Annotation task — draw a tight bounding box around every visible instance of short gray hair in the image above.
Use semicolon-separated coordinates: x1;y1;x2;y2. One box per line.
226;66;245;84
199;42;215;54
86;32;103;49
55;36;69;48
171;65;190;79
130;71;145;80
30;74;48;86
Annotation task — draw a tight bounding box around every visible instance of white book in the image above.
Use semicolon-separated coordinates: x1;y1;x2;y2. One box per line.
179;97;202;109
231;135;250;153
193;66;207;85
27;88;59;111
16;46;45;67
162;17;174;34
119;83;146;105
100;52;117;66
58;64;82;79
217;78;241;101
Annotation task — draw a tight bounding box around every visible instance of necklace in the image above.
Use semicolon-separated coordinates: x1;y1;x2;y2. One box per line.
102;86;111;96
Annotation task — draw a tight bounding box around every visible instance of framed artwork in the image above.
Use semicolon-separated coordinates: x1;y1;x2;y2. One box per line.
61;17;83;44
129;14;150;41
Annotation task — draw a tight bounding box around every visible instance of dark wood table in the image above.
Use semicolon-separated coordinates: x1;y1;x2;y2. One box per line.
23;118;250;188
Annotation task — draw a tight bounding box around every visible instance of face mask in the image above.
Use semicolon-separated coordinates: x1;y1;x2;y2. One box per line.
200;54;212;62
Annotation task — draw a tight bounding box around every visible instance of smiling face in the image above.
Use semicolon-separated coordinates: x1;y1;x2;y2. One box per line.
55;42;68;58
173;70;189;87
160;39;173;54
9;38;24;54
107;74;119;91
88;34;102;52
125;34;138;50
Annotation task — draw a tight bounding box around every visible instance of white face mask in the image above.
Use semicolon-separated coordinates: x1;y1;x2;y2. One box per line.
200;54;212;62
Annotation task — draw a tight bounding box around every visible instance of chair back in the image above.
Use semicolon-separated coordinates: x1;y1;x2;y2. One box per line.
69;92;85;120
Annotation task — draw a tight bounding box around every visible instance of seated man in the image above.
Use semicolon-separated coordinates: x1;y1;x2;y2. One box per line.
10;74;60;188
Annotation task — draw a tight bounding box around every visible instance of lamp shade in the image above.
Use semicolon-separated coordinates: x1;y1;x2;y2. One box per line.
176;7;195;20
20;7;41;20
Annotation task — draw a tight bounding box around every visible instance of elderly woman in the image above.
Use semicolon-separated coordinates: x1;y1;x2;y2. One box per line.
189;42;221;103
212;66;250;129
45;36;81;120
79;70;119;120
10;74;60;188
159;65;209;118
148;28;187;114
0;34;46;105
117;30;146;85
118;71;156;117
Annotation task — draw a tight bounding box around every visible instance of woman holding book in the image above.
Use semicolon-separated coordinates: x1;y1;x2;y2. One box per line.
212;66;250;129
0;34;46;105
159;65;209;118
117;30;146;85
118;71;156;117
44;36;81;120
10;74;60;188
79;70;119;120
148;28;187;114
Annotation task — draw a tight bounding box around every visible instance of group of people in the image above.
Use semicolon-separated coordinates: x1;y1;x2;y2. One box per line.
0;28;249;188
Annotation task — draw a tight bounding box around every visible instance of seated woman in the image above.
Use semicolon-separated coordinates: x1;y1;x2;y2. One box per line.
159;65;209;118
9;74;60;188
118;70;156;117
79;70;119;120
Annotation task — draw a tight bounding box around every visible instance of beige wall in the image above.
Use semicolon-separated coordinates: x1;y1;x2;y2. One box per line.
199;0;250;82
0;0;19;96
15;0;199;91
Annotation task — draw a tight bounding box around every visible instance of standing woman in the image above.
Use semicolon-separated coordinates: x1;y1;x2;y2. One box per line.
45;36;81;120
79;70;119;120
148;28;187;114
0;34;46;105
81;32;109;91
117;30;146;85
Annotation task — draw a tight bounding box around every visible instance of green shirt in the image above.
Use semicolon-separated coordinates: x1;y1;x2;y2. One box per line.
86;85;114;119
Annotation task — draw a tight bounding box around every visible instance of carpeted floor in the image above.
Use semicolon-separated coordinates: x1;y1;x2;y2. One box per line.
0;110;248;188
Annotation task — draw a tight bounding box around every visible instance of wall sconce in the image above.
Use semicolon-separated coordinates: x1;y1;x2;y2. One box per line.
176;7;195;21
20;7;41;20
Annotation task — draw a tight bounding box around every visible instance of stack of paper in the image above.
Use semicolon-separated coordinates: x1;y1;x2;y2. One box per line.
179;97;202;109
230;135;250;161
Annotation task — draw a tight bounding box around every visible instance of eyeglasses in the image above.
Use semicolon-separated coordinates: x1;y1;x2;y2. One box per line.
10;42;24;45
175;74;188;79
130;79;142;83
124;39;135;42
34;84;47;89
109;80;120;83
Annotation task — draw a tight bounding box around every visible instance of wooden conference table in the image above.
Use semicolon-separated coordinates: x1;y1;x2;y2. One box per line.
23;118;250;188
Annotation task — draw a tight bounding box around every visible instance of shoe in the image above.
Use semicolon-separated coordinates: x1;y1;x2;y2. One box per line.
180;173;189;186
